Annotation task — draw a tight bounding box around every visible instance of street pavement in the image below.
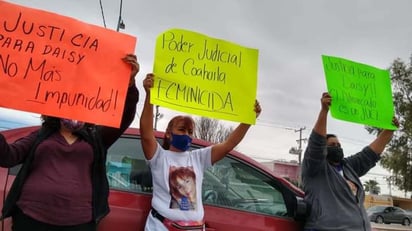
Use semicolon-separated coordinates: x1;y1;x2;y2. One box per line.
372;223;412;231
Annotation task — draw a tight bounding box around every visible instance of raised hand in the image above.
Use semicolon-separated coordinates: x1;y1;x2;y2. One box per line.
122;54;140;87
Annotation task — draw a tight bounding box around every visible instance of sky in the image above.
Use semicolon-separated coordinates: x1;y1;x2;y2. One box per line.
1;0;412;197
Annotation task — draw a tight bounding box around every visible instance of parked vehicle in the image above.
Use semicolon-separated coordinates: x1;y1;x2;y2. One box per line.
367;205;412;226
0;126;306;231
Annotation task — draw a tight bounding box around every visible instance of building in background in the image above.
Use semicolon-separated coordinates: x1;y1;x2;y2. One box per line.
393;196;412;210
364;194;393;209
262;160;300;184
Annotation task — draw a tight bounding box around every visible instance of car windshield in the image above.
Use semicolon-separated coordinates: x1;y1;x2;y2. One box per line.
367;206;386;213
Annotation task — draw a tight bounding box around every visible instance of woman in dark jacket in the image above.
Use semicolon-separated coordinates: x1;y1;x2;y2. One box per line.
0;54;140;231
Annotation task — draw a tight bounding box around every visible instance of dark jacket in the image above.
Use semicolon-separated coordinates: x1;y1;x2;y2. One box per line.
301;131;379;231
0;85;139;223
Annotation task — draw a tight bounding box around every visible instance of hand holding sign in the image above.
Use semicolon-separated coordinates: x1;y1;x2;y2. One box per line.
322;55;397;130
122;54;140;87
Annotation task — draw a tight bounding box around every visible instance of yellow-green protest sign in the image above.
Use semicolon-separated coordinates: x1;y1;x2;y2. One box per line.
153;28;259;124
322;55;396;130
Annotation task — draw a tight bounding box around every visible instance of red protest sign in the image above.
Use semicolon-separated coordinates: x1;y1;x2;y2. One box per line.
0;1;137;127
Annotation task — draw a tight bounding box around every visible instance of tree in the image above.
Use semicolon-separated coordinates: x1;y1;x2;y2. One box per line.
366;56;412;196
194;117;233;144
364;179;381;195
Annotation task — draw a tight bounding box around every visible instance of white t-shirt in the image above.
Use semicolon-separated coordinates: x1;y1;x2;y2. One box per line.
145;143;212;230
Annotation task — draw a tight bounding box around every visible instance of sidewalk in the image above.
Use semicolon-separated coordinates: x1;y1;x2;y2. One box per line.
372;223;412;231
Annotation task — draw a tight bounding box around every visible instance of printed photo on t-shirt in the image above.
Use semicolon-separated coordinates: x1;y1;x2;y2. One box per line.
169;166;197;210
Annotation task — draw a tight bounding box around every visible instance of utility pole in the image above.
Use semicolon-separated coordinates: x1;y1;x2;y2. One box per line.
154;105;163;130
289;127;307;165
388;176;393;196
295;127;307;165
289;127;307;187
116;0;125;32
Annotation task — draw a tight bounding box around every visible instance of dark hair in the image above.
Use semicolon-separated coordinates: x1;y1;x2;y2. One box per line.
162;115;195;150
40;115;61;132
326;134;337;140
40;115;92;133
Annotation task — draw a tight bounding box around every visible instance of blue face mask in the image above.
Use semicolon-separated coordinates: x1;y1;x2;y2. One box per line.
171;133;192;151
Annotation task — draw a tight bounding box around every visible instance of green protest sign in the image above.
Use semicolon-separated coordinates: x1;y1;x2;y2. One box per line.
322;55;397;130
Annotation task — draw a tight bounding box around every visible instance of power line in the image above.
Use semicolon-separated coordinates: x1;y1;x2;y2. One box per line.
367;172;392;177
98;0;107;28
338;135;372;147
256;119;380;150
98;0;125;31
256;119;305;131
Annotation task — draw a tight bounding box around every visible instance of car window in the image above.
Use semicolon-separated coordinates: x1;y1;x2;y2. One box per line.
106;136;153;193
393;207;404;213
367;206;385;213
202;156;289;217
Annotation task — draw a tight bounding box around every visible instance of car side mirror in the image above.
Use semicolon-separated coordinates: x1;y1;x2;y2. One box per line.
294;197;308;221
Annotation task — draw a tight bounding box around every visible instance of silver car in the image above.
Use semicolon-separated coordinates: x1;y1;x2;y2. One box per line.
367;205;411;226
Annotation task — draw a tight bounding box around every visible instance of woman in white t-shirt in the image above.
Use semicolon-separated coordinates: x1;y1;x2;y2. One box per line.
140;73;261;231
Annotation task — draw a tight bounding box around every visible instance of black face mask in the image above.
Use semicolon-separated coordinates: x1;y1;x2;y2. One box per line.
326;146;344;163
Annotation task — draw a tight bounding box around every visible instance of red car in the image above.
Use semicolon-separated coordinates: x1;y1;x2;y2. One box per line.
0;126;306;231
